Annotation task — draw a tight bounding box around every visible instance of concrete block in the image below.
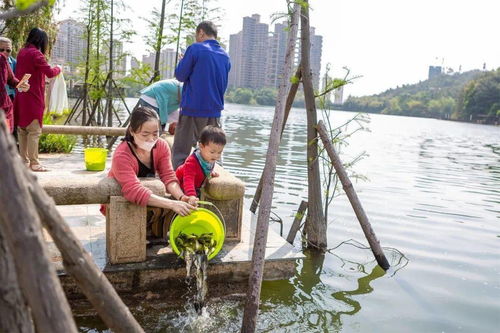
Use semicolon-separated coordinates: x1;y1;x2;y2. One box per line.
204;165;245;201
201;196;243;241
106;196;146;264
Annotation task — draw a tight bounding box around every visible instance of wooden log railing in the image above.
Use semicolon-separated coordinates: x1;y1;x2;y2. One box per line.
42;124;127;136
39;177;166;205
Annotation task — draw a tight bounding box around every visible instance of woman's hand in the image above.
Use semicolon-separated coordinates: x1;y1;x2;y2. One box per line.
170;200;195;216
211;171;219;178
17;82;30;92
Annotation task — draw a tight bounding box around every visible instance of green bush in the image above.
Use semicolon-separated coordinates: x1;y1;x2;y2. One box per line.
39;134;77;153
39;112;77;153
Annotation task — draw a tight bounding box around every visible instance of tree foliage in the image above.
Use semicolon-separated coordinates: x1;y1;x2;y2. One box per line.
0;0;58;56
456;68;500;119
341;69;498;121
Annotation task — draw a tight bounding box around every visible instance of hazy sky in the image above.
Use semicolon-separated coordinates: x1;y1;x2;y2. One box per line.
57;0;500;97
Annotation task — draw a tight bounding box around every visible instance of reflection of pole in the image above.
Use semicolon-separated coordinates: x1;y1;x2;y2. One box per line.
174;0;185;68
152;0;167;82
106;0;114;128
317;120;390;270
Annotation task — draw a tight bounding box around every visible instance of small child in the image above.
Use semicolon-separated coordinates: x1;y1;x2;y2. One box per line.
175;125;226;204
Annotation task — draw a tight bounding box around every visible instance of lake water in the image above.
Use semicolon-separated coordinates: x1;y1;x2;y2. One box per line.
79;102;500;332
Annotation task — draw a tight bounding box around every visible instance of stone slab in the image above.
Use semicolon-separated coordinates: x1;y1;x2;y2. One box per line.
106;196;147;264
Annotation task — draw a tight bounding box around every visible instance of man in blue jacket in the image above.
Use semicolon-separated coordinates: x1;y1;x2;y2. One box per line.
172;21;231;169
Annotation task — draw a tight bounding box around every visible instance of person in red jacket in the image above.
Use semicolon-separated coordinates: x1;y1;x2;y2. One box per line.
176;125;226;202
14;27;61;172
0;52;29;133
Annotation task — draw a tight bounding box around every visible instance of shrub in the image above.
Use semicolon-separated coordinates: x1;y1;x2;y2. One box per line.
39;134;77;153
39;112;77;153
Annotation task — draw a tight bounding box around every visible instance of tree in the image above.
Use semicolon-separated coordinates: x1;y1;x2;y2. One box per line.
458;69;500;119
1;0;57;56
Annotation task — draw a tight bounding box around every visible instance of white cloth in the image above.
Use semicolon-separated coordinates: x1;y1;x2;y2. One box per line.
139;94;159;107
47;72;69;115
167;109;180;123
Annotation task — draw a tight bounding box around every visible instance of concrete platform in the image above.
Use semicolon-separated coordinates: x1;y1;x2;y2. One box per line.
37;153;304;298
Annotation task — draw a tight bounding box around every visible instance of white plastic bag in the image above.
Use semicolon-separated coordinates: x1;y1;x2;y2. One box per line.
47;72;69;115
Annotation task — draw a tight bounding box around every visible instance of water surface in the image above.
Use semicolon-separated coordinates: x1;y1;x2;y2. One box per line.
79;102;500;332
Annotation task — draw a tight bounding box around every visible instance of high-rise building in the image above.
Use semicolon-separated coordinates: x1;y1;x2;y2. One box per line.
52;19;86;74
266;22;288;89
310;27;323;90
228;32;243;88
141;48;177;79
228;14;269;89
229;15;323;90
99;40;127;79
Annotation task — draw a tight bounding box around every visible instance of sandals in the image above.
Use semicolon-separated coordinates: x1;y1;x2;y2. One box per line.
30;164;49;172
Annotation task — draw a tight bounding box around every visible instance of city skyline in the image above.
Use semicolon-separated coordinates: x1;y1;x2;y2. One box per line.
56;0;500;97
227;14;322;90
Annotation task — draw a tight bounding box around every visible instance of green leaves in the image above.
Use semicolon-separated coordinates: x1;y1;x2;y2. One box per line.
15;0;55;11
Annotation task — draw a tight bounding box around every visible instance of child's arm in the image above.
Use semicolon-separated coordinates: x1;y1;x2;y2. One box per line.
181;157;199;197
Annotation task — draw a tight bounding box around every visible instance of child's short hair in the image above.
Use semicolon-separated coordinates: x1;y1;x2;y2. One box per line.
199;125;226;146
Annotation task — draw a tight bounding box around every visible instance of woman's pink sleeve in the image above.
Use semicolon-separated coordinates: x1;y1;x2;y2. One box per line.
34;50;61;78
156;141;179;187
111;151;152;206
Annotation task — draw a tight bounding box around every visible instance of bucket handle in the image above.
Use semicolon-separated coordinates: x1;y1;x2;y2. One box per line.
197;200;226;233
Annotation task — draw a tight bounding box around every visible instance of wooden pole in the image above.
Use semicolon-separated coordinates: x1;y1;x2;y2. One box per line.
241;4;300;332
152;0;167;82
317;120;390;270
106;0;115;129
0;224;34;333
300;0;327;250
0;114;78;333
23;170;145;332
174;0;185;68
286;200;308;244
250;65;302;213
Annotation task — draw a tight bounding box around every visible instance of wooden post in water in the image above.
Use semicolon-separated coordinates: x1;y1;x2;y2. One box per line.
250;64;303;214
300;0;327;250
0;224;34;333
286;200;308;244
0;114;78;333
317;120;390;270
241;4;300;332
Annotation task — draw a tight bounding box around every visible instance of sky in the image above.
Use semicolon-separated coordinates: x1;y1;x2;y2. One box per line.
57;0;500;97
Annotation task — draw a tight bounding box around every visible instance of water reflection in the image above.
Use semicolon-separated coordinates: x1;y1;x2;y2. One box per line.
331;265;385;317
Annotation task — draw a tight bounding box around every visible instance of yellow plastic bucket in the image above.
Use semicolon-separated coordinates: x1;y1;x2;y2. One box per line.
84;148;108;171
169;201;225;260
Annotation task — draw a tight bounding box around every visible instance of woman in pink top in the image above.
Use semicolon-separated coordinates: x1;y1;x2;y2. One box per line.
105;106;196;235
14;27;61;172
